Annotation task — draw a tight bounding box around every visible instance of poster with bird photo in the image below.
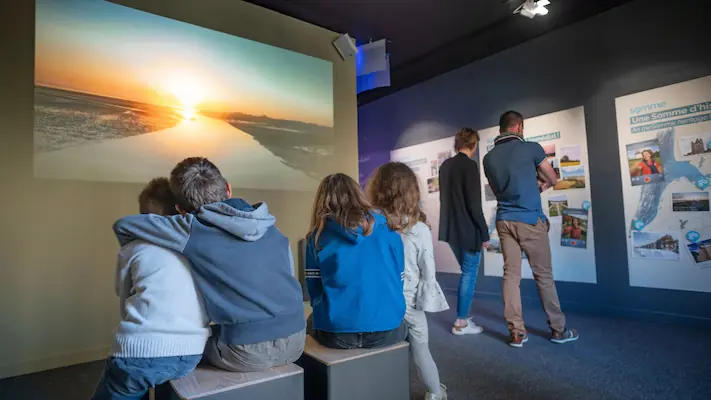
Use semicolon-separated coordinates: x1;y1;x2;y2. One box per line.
33;0;334;190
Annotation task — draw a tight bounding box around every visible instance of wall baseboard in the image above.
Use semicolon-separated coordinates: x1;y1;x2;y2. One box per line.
437;272;711;327
0;346;108;380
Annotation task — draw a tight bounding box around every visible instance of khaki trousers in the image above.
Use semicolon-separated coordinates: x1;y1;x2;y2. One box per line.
496;219;566;335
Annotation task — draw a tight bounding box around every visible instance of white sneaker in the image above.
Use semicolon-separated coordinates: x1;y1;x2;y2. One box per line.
425;384;448;400
452;318;484;335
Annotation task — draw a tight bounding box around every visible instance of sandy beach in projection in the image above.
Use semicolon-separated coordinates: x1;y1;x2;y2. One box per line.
34;115;318;191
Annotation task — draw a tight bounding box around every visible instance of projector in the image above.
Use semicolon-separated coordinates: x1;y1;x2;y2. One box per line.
514;0;550;18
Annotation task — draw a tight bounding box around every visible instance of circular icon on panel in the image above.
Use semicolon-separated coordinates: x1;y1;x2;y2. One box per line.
582;200;591;211
686;231;700;243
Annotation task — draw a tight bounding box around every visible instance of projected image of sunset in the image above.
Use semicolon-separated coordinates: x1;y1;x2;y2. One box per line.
34;0;334;190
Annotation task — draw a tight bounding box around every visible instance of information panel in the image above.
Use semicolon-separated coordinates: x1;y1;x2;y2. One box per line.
616;75;711;293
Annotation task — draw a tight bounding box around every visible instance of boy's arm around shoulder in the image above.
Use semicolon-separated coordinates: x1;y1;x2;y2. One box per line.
112;213;194;253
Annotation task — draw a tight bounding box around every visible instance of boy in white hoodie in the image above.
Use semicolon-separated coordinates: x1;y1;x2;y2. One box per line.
92;178;210;400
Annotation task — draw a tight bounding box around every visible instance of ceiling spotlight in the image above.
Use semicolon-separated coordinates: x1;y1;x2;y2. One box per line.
514;0;550;19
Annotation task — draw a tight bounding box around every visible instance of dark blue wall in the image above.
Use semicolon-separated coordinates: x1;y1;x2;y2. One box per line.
358;0;711;324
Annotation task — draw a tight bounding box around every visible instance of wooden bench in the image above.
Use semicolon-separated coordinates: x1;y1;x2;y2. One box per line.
298;335;410;400
164;363;304;400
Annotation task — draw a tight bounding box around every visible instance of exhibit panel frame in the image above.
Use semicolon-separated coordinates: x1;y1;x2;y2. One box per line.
615;74;711;293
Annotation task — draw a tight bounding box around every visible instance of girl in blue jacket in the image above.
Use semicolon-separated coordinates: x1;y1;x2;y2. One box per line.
305;173;407;349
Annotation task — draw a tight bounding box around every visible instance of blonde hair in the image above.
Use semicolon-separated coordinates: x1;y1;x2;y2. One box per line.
308;173;376;249
367;162;427;232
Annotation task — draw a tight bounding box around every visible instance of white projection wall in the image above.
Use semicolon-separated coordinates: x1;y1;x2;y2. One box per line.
616;74;711;293
479;106;597;284
34;0;334;191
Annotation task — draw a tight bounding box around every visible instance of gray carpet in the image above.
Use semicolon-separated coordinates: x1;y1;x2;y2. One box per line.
413;294;711;400
1;295;710;399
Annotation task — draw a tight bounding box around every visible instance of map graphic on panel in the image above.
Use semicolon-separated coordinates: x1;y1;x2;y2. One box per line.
616;75;711;293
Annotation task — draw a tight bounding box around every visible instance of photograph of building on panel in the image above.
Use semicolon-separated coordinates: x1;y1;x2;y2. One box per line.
632;231;680;260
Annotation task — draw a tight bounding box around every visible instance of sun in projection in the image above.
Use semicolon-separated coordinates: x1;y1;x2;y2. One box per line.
166;74;204;121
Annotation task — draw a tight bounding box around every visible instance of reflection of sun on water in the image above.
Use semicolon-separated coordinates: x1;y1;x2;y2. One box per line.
180;106;197;120
168;77;203;122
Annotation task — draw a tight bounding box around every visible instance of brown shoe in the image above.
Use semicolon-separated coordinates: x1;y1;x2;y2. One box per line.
509;332;528;348
550;328;579;344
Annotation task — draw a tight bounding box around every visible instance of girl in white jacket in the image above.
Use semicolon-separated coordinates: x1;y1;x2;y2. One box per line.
367;162;450;400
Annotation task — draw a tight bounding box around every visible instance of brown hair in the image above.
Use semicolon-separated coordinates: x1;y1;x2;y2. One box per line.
170;157;229;213
366;162;427;232
454;128;480;151
308;173;376;249
139;177;179;216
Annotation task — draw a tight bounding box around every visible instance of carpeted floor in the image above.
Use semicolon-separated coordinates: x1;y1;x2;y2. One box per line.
413;295;711;400
1;295;709;400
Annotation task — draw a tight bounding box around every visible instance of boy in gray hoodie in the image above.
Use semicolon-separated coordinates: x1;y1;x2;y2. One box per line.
113;157;306;372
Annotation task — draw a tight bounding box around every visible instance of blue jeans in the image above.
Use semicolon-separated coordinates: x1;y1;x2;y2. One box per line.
450;245;482;319
91;355;202;400
307;315;407;349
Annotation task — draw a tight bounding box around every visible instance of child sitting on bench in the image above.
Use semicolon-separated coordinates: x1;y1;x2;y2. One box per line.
304;173;407;349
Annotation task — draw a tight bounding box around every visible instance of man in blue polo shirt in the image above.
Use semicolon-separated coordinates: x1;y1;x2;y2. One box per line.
483;110;579;348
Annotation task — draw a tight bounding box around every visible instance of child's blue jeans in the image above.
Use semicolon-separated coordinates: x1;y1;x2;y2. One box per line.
91;355;201;400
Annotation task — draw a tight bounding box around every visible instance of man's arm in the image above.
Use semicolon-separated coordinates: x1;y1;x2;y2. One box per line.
483;161;498;195
537;161;558;188
533;144;558;187
463;162;491;243
112;214;193;252
304;239;323;306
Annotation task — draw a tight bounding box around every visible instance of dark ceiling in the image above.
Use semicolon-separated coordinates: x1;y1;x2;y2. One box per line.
243;0;637;105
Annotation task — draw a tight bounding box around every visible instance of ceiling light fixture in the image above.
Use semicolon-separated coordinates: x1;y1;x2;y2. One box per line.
514;0;550;19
